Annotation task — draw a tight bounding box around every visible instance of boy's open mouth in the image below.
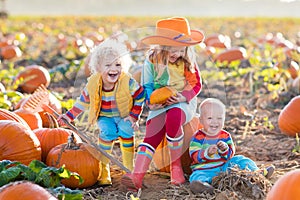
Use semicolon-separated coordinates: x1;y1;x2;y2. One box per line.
108;72;119;77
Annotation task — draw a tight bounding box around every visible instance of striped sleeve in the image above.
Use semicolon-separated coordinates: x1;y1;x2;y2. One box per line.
181;64;202;103
129;78;145;120
65;87;90;121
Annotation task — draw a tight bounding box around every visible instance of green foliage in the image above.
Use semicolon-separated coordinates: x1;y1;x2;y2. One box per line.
0;160;83;199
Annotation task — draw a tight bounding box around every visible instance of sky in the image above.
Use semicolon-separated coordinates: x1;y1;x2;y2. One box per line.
3;0;300;17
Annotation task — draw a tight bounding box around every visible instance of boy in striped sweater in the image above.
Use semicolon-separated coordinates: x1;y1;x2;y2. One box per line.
189;98;275;194
58;35;145;186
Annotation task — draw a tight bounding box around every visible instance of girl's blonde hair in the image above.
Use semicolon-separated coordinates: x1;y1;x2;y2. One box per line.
89;32;132;74
147;45;198;73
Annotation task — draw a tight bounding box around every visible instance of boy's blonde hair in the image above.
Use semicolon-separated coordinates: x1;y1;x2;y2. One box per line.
198;98;226;116
89;32;132;74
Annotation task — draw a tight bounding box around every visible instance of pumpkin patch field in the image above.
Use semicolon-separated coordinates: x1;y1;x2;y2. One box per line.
1;16;300;200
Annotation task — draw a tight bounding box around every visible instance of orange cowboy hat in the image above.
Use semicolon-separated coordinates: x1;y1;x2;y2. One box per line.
141;17;205;46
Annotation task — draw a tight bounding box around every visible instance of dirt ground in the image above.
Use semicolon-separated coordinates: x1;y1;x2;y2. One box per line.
51;72;300;200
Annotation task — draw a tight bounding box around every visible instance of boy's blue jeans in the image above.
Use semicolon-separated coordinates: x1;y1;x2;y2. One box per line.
97;116;134;141
189;155;259;183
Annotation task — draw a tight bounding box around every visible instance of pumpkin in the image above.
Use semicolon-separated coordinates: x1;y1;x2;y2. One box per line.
0;108;30;129
150;87;177;105
13;108;43;130
14;65;51;94
0;120;41;165
266;169;300;200
204;34;231;49
153;116;203;174
287;60;299;79
34;113;82;162
278;95;300;137
0;45;22;60
214;47;247;63
46;134;100;188
0;181;57;200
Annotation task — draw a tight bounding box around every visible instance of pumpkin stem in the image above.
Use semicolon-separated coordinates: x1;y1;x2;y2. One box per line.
44;112;59;128
66;133;80;150
54;133;80;166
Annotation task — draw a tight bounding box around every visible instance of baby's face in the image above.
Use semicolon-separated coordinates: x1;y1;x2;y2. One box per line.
200;103;225;136
100;56;122;87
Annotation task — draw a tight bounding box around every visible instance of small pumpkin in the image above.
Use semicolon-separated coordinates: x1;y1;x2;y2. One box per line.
0;181;57;200
0;120;41;165
287;60;299;79
13;108;43;130
278;95;300;137
266;169;300;200
14;65;51;94
34;113;82;162
0;45;22;60
150;86;177;105
46;133;100;188
214;47;247;63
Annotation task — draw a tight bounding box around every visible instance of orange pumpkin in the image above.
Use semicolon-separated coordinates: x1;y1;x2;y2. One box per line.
0;181;57;200
150;87;177;104
34;113;82;162
204;34;231;49
0;108;30;129
287;60;299;79
0;45;22;60
46;134;100;188
267;169;300;200
0;120;41;165
153;116;203;174
214;47;247;63
14;108;43;130
14;65;51;94
278;95;300;137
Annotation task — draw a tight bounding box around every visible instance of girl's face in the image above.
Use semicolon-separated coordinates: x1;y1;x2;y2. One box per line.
100;56;122;89
167;46;186;63
200;103;225;136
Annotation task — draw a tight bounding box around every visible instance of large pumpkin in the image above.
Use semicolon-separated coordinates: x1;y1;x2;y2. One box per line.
46;134;100;188
14;65;51;94
0;181;57;200
0;108;30;129
0;120;41;165
266;169;300;200
34;113;82;162
278;95;300;136
150;87;177;105
153;116;203;174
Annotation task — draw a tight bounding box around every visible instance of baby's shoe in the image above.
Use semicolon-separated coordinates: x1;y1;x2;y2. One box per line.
190;180;214;194
263;165;275;179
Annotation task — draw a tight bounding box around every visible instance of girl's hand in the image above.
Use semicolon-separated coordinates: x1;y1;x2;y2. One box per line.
124;116;139;131
208;145;218;156
217;141;228;151
57;114;72;127
165;92;186;106
147;102;165;110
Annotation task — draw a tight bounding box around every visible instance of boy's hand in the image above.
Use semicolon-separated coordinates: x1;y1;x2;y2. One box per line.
124;116;139;131
57;114;72;127
208;145;218;156
217;141;228;151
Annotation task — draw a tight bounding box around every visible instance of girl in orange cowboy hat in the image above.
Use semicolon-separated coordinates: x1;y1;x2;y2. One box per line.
122;16;205;191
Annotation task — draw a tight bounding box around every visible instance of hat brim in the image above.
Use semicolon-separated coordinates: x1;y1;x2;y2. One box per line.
141;30;205;46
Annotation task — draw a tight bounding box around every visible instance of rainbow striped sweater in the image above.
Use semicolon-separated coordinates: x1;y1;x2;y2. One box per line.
189;129;235;171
